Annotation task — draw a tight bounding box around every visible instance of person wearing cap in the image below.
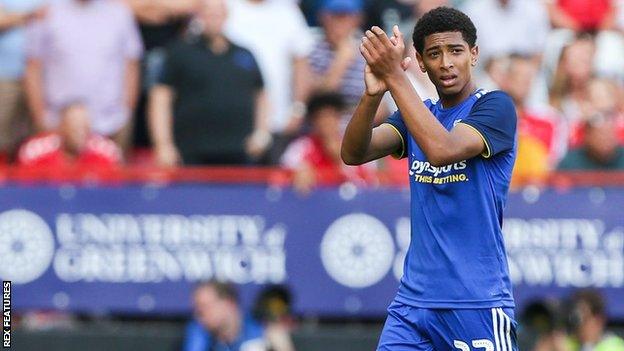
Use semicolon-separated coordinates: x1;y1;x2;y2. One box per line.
309;0;367;112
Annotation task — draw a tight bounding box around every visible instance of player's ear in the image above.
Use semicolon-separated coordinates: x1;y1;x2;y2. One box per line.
470;45;479;67
415;51;426;73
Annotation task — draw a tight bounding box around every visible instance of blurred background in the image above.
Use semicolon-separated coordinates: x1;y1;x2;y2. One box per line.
0;0;623;350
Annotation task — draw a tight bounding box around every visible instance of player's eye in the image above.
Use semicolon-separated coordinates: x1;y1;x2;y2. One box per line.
451;48;463;54
429;52;440;58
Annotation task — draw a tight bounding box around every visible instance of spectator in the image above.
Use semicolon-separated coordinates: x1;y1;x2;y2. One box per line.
149;0;269;166
517;300;568;351
557;114;624;170
547;0;616;32
281;92;374;194
565;290;624;351
124;0;201;150
24;0;143;151
549;35;595;125
462;0;550;63
17;103;122;168
568;78;624;148
183;281;265;351
0;0;46;159
309;0;366;110
253;285;296;351
225;0;313;164
504;54;564;185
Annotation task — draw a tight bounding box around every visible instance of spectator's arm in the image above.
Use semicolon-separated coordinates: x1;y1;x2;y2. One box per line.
293;56;311;106
124;59;141;112
148;85;180;167
0;5;30;31
24;58;47;132
254;89;270;133
283;56;312;135
246;89;272;159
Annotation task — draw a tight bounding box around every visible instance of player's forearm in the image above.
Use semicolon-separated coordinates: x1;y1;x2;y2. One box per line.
341;93;383;165
386;73;457;166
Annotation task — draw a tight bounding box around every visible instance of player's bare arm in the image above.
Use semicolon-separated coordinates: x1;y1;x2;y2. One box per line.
361;26;486;167
341;94;402;165
341;35;412;166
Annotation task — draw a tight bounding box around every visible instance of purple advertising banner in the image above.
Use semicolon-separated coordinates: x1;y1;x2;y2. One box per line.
0;184;622;318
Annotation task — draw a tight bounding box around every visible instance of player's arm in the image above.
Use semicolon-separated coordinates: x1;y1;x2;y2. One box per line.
387;74;486;166
341;93;403;165
363;26;486;166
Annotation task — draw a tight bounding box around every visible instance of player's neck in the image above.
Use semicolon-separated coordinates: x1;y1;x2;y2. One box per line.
438;80;477;109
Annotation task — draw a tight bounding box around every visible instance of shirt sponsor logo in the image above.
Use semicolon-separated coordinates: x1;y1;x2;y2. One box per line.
408;160;469;184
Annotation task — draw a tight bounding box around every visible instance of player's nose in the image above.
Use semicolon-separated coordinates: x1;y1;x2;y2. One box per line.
440;52;454;69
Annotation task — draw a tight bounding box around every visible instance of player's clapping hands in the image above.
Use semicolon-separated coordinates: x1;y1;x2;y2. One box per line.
360;25;411;96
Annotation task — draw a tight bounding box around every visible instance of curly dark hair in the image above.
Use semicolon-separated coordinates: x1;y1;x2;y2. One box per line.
412;7;477;54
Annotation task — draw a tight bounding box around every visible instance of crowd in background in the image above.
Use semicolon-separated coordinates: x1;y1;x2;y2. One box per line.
1;0;624;191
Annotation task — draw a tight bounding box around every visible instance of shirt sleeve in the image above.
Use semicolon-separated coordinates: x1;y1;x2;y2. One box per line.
288;6;313;57
248;51;264;89
120;5;144;60
458;91;517;158
383;111;408;159
157;44;179;87
25;19;47;59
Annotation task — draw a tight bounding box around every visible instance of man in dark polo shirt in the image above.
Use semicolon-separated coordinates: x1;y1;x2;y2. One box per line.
148;0;270;166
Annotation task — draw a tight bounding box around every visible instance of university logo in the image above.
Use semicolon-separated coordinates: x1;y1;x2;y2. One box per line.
0;210;55;284
320;213;395;288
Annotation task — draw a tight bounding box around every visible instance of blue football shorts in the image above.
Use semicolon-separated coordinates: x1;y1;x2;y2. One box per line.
377;301;518;351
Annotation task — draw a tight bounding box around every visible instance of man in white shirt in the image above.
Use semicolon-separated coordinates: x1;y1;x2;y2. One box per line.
225;0;313;163
462;0;550;63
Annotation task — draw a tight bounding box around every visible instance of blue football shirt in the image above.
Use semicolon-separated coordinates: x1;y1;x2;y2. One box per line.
385;89;517;309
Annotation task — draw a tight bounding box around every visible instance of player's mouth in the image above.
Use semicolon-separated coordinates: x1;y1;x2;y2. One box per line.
439;74;458;87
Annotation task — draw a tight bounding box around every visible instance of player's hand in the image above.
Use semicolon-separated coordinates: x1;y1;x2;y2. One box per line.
155;143;180;168
362;27;412;96
360;25;409;82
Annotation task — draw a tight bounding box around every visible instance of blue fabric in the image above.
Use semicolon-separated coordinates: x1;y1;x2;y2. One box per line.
377;301;518;351
0;0;46;79
384;89;517;309
182;315;265;351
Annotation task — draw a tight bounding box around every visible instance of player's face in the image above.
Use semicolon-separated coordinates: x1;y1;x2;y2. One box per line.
416;31;477;97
